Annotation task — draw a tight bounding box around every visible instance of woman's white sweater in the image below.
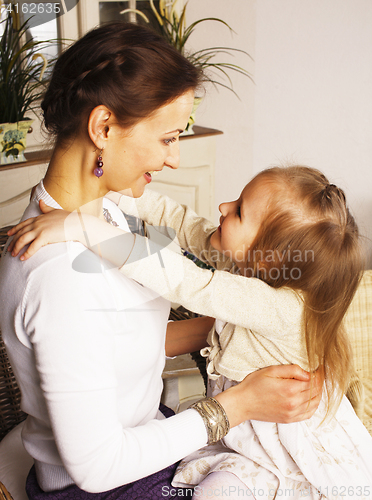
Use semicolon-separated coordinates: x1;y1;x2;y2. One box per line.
0;182;207;493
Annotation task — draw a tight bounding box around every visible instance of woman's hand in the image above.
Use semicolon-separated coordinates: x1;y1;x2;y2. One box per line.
7;200;70;260
214;364;323;427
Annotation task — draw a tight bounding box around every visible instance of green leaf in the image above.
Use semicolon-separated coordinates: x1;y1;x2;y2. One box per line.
143;1;254;98
0;12;59;123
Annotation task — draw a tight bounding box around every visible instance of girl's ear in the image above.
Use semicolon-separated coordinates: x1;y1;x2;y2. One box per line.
88;105;112;149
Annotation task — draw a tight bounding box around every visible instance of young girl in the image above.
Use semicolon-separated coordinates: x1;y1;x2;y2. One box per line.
8;165;372;499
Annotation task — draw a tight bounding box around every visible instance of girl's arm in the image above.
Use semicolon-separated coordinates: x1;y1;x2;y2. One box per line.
8;205;322;425
7;201;135;263
108;189;235;272
8;201;299;335
120;235;301;336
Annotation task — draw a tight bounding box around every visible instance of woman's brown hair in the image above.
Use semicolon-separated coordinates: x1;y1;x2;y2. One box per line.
247;166;364;415
42;22;202;143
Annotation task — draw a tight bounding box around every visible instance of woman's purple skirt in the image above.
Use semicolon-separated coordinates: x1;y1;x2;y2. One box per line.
26;404;193;499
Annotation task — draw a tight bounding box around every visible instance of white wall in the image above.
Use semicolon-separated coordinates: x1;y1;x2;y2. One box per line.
253;0;372;267
186;0;256;222
188;0;372;267
27;1;372;266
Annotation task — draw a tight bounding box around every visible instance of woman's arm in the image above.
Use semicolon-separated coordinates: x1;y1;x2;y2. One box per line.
20;256;208;493
166;317;323;424
21;266;318;492
165;316;214;357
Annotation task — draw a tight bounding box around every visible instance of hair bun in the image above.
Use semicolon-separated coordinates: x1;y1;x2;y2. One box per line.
41;22;202;143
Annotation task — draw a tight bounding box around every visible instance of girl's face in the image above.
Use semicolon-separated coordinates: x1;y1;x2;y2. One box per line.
103;90;195;197
210;178;272;273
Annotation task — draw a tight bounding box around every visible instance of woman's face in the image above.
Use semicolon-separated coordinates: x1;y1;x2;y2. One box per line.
104;90;195;197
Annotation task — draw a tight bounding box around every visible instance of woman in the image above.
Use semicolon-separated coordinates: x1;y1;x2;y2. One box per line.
0;22;321;498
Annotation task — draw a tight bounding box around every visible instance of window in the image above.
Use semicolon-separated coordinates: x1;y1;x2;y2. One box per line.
0;0;64;63
98;1;162;34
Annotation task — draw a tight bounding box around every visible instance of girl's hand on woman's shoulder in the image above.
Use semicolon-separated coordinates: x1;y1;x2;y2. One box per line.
8;199;135;266
7;200;72;260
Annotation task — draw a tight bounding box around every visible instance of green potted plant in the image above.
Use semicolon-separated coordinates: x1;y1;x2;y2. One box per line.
121;0;252;131
0;8;51;164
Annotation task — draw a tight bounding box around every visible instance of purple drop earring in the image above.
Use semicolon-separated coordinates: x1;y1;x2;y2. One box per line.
94;150;104;178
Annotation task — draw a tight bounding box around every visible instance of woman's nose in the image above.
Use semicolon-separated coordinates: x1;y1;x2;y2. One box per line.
165;142;180;170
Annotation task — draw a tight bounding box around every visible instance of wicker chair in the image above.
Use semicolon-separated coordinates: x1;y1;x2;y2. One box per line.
0;483;13;500
344;270;372;435
0;227;27;445
0;226;25;498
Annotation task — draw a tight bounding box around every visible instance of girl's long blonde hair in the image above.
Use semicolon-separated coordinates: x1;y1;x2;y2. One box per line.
247;166;364;414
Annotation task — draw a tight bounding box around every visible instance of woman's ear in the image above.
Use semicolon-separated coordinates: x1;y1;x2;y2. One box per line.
88;105;112;149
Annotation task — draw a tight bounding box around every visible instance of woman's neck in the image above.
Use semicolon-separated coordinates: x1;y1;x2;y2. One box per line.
43;138;107;217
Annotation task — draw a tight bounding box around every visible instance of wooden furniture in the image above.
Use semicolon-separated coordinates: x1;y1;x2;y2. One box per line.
0;126;222;228
0;151;50;228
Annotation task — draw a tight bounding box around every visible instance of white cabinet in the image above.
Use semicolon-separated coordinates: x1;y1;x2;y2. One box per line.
0;152;49;227
0;127;221;227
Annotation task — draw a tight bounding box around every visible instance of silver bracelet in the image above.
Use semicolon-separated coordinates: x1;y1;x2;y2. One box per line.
189;397;230;444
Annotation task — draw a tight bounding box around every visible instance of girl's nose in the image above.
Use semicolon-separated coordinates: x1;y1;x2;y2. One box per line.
219;201;230;216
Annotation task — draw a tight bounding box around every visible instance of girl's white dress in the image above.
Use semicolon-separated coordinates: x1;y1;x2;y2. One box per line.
172;329;372;500
113;189;372;500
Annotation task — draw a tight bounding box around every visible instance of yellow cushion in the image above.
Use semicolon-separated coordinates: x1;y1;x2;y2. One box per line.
344;270;372;435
